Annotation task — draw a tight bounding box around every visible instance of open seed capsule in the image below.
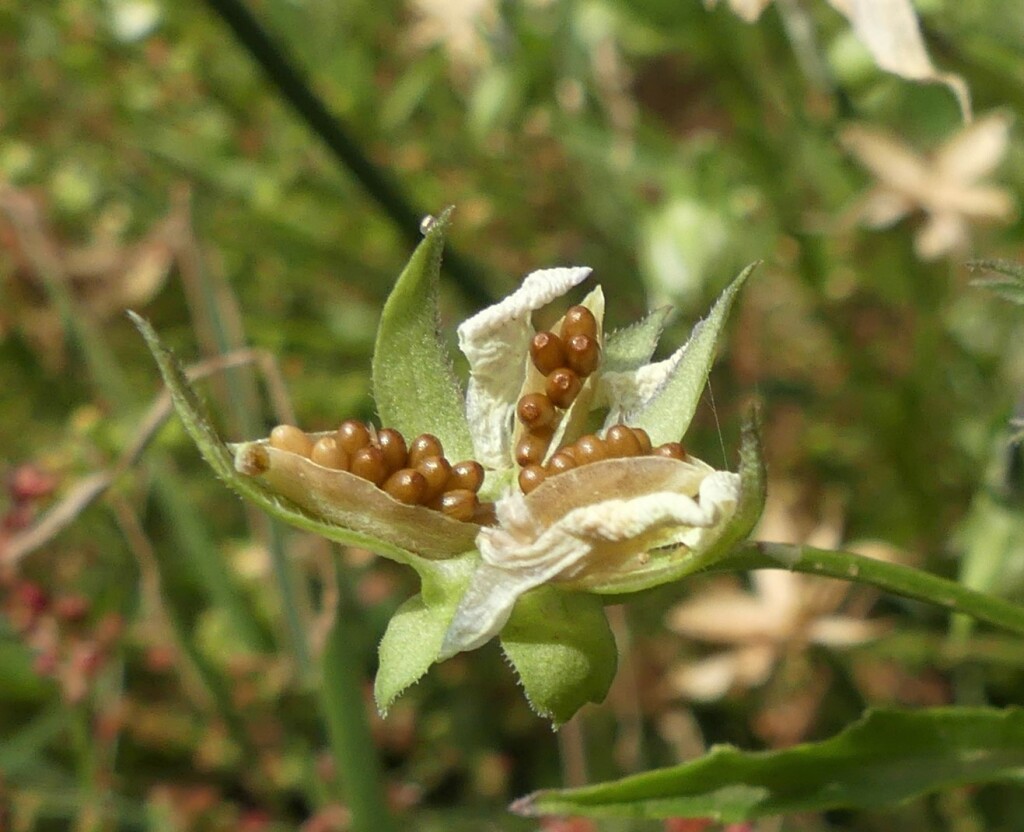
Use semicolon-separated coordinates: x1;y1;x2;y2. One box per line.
350;445;388;486
517;392;556;430
434;489;479;522
565;334;600;377
415;455;452;501
337;419;372;454
561;305;597;340
518;464;546;494
269;425;314;457
605;424;643;458
376;428;408;473
515;430;553;467
653;442;686;460
311;436;350;470
383;468;427;505
448;460;484;493
408;434;444;467
546;367;582;409
530;331;567;376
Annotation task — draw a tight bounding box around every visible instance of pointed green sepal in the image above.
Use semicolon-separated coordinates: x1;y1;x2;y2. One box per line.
372;207;474;461
500;588;618;728
602;306;672;373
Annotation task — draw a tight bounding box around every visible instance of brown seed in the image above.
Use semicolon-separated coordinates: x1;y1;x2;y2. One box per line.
546;451;577;476
530;331;567;375
434;489;479;522
472;501;497;526
561;305;597;340
311;436;350;470
653;442;686;460
573;434;608;466
518;464;546;494
376;428;408;473
605;424;643;458
448;460;484;493
632;427;653;455
269;425;313;457
517;393;557;431
545;368;583;409
415;455;452;501
408;434;444;467
515;430;553;467
383;468;427;505
337;419;372;454
565;334;600;377
350;445;388;486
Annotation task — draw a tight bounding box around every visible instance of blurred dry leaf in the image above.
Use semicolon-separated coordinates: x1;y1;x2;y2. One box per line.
841;113;1015;260
708;0;971;119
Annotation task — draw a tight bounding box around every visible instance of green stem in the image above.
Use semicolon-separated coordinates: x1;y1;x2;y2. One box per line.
713;542;1024;637
319;557;395;832
198;0;494;306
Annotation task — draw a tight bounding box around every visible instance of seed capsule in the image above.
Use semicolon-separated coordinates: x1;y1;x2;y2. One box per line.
448;460;484;493
565;334;600;377
350;445;388;486
434;489;479;522
383;468;427;505
545;368;582;409
530;331;567;375
605;424;643;458
517;393;556;430
269;425;314;457
311;436;350;470
408;434;444;467
546;451;577;476
376;428;408;473
573;434;607;466
518;464;546;494
561;305;597;340
632;426;653;455
515;430;553;467
415;455;452;501
653;442;686;460
337;419;372;454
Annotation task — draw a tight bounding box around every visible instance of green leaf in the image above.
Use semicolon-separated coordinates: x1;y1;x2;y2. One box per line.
375;554;477;714
500;588;617;728
131;313;427;566
632;263;756;446
602;306;672;373
513;707;1024;820
372;207;474;462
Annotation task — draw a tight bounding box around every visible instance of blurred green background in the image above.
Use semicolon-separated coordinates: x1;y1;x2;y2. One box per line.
2;0;1024;829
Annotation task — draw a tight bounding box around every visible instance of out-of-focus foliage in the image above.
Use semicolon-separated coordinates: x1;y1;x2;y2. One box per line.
2;0;1024;829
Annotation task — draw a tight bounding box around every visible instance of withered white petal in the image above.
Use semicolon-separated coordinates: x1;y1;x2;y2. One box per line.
440;465;739;657
458;266;591;468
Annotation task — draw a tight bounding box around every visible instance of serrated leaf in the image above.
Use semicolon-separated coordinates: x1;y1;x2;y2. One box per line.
372;207;474;461
375;554;477;713
131;313;427;566
969;259;1024;305
631;264;756;446
602;306;672;373
513;707;1024;820
500;588;617;728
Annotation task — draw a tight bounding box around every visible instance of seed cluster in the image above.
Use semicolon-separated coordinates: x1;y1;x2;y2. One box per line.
268;420;487;522
515;305;601;469
518;424;688;495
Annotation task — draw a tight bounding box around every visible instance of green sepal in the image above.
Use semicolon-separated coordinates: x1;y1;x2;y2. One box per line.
969;259;1024;305
500;588;617;728
632;263;756;446
513;707;1024;821
372;207;474;461
375;553;477;714
131;313;424;566
602;306;672;373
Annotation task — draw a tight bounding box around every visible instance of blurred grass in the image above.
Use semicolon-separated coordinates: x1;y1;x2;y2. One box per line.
1;0;1024;829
